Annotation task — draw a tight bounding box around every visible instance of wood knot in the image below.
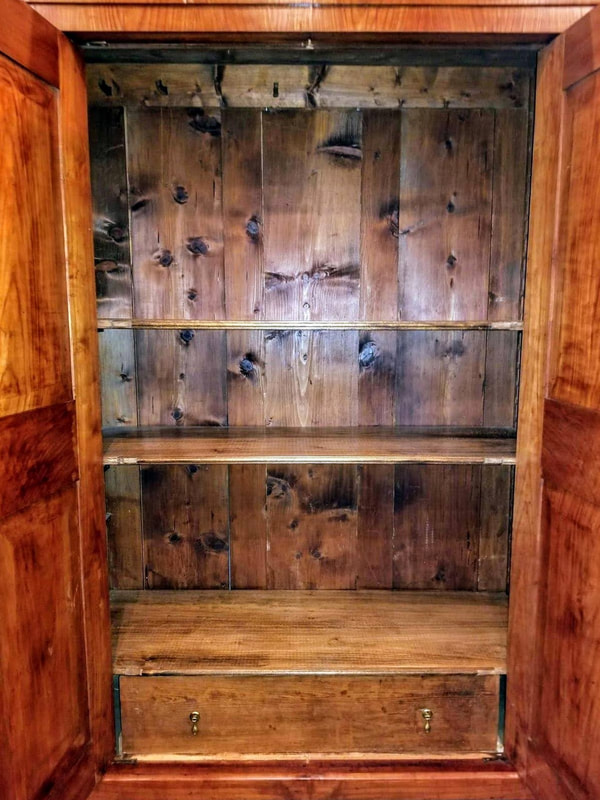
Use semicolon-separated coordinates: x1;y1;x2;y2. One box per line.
186;465;198;475
246;216;261;242
156;249;173;267
179;329;194;345
359;340;379;369
131;198;148;213
239;356;255;378
155;79;168;96
172;185;189;204
168;532;183;544
187;109;222;137
171;407;184;421
446;253;457;269
446;200;456;214
187;289;198;301
108;225;126;243
186;237;209;256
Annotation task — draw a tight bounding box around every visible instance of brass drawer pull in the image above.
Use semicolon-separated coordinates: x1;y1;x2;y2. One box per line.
420;708;433;734
189;711;200;736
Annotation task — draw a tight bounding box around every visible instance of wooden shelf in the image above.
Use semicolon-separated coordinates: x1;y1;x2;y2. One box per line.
111;590;508;677
103;427;516;465
98;319;523;331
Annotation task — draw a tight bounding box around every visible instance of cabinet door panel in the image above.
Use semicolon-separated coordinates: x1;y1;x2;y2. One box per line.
509;7;600;799
0;2;111;798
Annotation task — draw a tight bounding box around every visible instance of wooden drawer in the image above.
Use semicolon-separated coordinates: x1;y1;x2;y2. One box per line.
119;674;501;758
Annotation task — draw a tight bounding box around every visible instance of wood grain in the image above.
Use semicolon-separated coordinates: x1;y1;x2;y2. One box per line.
90;106;133;320
393;465;481;590
98;329;138;427
98;318;523;330
358;332;397;425
399;109;493;321
266;464;358;589
2;0;58;86
229;464;267;588
222;109;264;319
103;427;517;465
141;465;229;589
136;329;227;426
477;465;512;591
483;331;519;429
127;107;225;320
360;110;400;321
119;673;500;757
0;53;71;417
111;590;508;676
356;464;395;589
226;330;266;426
0;402;77;520
263;111;361;321
564;3;600;88
104;464;143;589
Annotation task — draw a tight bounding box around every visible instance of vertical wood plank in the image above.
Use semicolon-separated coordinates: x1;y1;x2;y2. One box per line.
263;110;361;321
227;330;265;426
356;464;394;589
483;330;519;429
98;329;138;427
396;331;485;426
266;464;358;589
136;329;227;426
229;464;267;589
265;330;358;427
89;106;133;320
478;465;512;592
488;108;530;322
399;109;494;321
104;465;143;590
127;107;225;320
393;465;481;590
222;109;264;319
360;110;400;321
358;331;397;426
142;465;229;589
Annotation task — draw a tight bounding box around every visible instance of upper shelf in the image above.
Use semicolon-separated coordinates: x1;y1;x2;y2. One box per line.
103;426;516;465
97;319;523;331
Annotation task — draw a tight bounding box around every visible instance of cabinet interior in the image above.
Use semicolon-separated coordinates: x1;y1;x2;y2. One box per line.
87;46;536;761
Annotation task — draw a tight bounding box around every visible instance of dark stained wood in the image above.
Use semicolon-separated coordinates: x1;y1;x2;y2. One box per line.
119;673;500;756
264;330;358;426
356;464;394;589
91;760;531;800
89;106;133;320
483;331;519;429
141;465;229;589
478;465;512;591
0;53;71;418
395;332;485;426
266;465;358;589
229;464;267;589
262;111;361;321
136;329;227;426
358;332;397;425
226;330;266;425
393;465;481;590
0;402;77;520
360;110;400;321
222;109;264;319
127;107;225;320
398;109;493;321
0;489;89;800
104;465;143;590
488;109;530;322
98;329;138;427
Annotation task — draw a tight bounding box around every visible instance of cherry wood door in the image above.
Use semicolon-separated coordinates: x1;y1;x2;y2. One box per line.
0;1;112;799
508;5;600;799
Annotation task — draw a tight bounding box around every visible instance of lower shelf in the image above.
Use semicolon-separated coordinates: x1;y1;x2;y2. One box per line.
111;591;507;760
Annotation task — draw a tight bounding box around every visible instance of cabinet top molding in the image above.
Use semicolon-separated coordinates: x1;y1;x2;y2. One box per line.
28;2;593;37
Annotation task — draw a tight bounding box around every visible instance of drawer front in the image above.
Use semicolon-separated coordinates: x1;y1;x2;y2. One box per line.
119;674;500;757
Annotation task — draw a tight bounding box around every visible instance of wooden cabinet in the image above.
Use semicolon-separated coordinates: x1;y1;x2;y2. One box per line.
2;0;600;798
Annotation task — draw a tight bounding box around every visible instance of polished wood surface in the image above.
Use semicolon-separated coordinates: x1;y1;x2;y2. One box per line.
28;4;592;36
0;402;77;519
91;760;531;800
505;34;564;774
2;0;58;85
58;37;115;778
103;427;516;464
564;2;600;86
98;319;522;329
119;674;500;757
111;591;507;676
